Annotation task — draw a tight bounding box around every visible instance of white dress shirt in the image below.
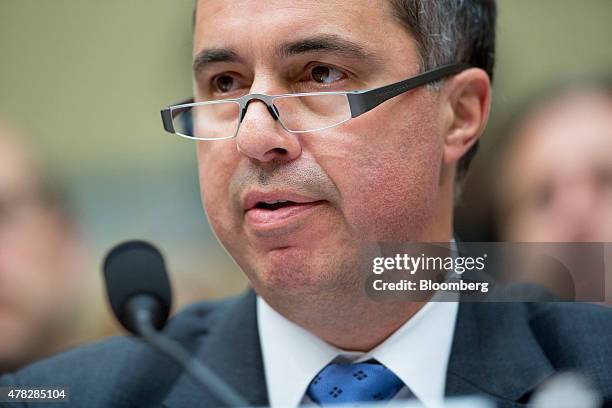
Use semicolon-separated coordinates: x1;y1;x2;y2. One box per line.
257;294;459;408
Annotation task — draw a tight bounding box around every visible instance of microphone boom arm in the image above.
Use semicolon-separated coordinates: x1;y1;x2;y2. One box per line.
125;295;249;407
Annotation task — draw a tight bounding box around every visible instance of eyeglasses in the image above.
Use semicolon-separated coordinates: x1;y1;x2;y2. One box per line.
160;63;469;141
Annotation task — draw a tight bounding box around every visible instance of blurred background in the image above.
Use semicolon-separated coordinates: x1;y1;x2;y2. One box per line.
0;0;611;367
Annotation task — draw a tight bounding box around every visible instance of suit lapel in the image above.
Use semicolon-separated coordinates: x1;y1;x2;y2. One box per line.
445;301;556;407
162;290;269;407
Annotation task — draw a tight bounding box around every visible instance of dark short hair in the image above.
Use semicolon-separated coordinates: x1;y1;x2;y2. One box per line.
389;0;496;192
193;0;497;191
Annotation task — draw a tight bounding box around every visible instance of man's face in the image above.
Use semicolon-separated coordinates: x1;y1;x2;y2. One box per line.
194;0;447;297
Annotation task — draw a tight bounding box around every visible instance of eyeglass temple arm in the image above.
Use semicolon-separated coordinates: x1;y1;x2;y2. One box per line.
160;108;174;133
160;98;194;134
346;63;471;118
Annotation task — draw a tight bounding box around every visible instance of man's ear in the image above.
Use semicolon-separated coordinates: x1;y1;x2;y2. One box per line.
441;68;491;166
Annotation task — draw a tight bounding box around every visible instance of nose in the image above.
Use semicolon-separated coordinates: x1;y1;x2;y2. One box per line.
235;99;302;163
550;177;599;241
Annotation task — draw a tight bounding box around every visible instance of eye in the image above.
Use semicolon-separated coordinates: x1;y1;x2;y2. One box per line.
309;65;345;84
211;74;239;94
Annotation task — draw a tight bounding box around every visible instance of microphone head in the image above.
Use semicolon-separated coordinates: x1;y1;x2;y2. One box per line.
103;240;172;334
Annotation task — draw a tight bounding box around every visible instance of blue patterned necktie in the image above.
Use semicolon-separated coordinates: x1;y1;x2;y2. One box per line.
306;360;405;405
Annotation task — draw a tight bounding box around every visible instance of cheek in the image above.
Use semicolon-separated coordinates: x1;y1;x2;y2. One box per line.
197;141;239;234
314;99;443;240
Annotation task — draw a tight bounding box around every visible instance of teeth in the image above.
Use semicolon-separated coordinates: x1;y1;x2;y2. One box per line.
266;200;289;204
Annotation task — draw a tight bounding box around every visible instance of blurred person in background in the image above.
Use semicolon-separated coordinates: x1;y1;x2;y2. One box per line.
493;80;612;304
494;80;612;243
0;120;92;372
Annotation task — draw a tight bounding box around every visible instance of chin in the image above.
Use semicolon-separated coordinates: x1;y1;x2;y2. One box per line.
258;247;327;292
246;244;363;299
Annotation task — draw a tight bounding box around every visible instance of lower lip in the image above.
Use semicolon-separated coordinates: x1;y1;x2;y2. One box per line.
245;201;325;229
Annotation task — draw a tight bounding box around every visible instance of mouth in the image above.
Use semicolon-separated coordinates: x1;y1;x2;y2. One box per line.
252;200;300;211
242;192;327;230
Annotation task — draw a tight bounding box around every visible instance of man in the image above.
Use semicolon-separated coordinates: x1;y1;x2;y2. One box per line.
0;122;90;373
2;1;611;407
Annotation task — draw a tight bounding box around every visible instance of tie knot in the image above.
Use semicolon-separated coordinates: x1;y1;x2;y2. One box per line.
307;361;404;406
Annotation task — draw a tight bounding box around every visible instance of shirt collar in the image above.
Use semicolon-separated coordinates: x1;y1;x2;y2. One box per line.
258;296;458;407
257;296;341;408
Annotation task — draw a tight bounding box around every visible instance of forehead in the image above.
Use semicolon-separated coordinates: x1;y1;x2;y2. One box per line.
0;134;37;195
519;92;612;159
194;0;415;64
505;91;612;187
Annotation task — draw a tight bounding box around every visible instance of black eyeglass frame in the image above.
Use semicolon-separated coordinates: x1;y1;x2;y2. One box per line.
160;63;470;139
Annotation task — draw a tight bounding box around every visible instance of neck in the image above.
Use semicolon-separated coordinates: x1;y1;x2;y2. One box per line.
266;290;427;351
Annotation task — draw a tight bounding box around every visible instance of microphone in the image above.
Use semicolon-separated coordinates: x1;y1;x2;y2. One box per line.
103;240;171;334
103;240;248;407
529;372;602;408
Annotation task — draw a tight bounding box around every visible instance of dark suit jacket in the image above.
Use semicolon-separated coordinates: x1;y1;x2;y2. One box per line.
1;291;611;407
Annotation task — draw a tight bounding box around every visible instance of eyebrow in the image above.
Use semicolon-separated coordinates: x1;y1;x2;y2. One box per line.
192;34;373;75
277;34;370;60
192;48;243;74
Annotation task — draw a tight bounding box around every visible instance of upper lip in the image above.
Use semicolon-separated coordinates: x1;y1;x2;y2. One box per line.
242;190;324;211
